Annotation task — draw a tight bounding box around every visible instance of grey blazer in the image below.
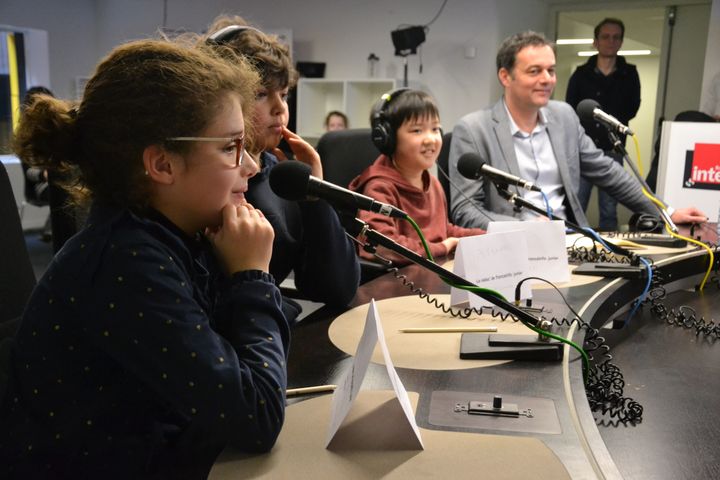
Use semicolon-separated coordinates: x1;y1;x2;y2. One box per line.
448;99;655;229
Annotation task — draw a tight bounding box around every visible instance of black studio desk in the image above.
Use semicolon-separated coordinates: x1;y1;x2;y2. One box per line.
217;226;719;479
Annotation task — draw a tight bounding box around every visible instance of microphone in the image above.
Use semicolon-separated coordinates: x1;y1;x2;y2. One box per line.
457;153;542;192
576;99;634;136
269;160;408;219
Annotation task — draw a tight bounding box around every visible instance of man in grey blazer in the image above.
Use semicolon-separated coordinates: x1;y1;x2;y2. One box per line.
449;31;706;230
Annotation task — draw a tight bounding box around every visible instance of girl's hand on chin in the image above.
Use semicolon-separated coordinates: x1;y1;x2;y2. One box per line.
206;203;274;274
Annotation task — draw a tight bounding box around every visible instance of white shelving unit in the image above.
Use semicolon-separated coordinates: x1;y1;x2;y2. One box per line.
296;78;397;141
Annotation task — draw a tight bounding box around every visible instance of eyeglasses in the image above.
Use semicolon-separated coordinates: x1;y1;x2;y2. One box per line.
166;136;246;167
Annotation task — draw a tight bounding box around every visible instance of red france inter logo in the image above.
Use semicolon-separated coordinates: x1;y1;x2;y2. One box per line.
683;143;720;190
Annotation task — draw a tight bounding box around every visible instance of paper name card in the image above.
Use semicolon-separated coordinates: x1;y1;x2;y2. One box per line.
325;299;423;450
450;231;531;309
487;220;570;283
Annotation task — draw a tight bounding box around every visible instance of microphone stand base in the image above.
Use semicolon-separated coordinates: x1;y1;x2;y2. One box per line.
627;235;687;248
459;333;563;361
573;262;646;279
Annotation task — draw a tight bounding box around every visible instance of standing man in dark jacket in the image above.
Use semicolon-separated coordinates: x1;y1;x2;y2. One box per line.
566;18;640;231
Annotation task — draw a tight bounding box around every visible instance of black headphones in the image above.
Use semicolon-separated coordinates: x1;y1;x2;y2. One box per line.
206;24;261;45
629;213;663;233
370;87;410;155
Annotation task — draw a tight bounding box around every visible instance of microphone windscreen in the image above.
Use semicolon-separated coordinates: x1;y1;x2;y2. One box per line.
457;152;486;180
576;99;600;122
269;160;312;201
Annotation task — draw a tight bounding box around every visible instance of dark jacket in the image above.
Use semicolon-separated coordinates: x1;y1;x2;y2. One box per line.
246;152;360;307
566;54;641;151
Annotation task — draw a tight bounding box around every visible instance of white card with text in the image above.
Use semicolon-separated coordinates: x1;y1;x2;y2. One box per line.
487;220;570;283
450;231;531;308
325;299;423;449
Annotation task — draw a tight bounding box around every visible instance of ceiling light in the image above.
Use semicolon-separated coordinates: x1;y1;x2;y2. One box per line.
577;49;652;57
556;38;593;45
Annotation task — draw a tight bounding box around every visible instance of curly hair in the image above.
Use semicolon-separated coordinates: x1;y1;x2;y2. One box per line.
12;38;259;209
204;15;298;91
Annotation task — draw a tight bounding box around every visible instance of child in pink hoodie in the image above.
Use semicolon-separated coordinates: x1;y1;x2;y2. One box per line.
349;89;485;265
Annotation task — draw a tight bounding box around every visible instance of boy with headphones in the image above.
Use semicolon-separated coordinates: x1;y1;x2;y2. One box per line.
349;88;485;265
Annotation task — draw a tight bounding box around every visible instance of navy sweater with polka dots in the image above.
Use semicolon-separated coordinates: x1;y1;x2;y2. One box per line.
0;205;291;479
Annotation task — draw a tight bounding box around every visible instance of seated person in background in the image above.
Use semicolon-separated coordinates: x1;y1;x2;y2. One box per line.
324;110;348;131
203;16;360;317
20;86;54;205
1;39;290;478
448;31;707;230
349;88;485;265
20;86;55;239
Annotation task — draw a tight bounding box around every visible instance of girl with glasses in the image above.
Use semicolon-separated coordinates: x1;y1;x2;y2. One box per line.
1;38;290;478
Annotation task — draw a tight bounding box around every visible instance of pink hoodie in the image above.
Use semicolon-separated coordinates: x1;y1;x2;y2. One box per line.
348;155;485;265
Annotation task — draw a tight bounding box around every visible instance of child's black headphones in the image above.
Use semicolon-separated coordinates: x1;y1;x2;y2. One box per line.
206;25;261;45
370;87;410;155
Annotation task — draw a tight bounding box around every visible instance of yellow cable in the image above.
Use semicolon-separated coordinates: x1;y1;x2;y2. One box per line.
628;131;712;289
641;187;667;209
6;33;21;132
639;187;714;291
630;133;643;176
661;223;714;291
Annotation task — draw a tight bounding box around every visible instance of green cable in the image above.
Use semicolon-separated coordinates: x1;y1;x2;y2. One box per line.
519;317;590;382
405;215;508;301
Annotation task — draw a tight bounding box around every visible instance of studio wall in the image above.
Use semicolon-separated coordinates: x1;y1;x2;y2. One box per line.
2;0;550;128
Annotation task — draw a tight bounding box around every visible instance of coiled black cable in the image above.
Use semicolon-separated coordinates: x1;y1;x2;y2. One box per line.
391;269;643;424
647;249;720;339
389;267;518;321
514;276;643;425
586;361;644;424
567;244;633;265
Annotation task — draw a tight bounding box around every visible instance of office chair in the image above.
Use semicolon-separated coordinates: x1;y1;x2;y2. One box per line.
18;162;52;239
646;110;717;191
316;128;379;190
436;131;453;217
1;161;37;397
316;128;391;283
0;161;36;328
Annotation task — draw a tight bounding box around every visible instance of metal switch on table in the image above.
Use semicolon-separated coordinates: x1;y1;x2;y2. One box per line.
454;395;534;418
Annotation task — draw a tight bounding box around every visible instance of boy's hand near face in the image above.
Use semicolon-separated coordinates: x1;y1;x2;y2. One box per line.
272;126;324;179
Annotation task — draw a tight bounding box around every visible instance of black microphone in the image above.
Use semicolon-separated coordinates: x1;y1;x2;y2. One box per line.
577;99;634;136
269;160;408;219
457;152;542;192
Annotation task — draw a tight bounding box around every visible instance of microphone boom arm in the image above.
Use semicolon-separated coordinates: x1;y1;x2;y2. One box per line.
342;216;543;327
606;131;678;233
493;182;638;261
